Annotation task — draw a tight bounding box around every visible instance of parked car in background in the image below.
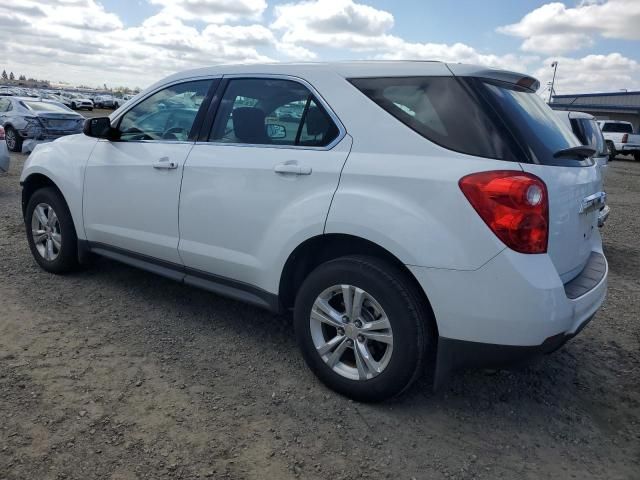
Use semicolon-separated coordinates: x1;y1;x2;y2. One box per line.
556;111;610;227
20;62;608;401
94;95;121;109
556;111;608;174
0;126;9;173
598;120;640;161
60;93;94;111
0;97;84;152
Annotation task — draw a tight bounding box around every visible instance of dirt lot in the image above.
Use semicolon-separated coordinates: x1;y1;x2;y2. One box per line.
1;135;639;479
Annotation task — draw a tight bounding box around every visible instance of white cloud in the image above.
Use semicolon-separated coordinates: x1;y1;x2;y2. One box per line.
534;53;640;94
498;0;640;54
148;0;267;24
0;0;637;94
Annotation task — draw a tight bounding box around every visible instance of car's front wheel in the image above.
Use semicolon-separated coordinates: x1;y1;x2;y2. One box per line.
294;255;434;402
25;187;79;274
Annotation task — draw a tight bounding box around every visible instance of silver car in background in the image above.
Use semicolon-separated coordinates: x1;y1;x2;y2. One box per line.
0;97;84;152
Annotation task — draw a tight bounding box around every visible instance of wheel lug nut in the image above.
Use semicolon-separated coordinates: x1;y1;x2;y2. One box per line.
357;335;365;343
337;328;344;336
347;339;354;346
342;315;349;322
354;320;362;328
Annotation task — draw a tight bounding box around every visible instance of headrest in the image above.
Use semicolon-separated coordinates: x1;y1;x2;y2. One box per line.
233;107;268;143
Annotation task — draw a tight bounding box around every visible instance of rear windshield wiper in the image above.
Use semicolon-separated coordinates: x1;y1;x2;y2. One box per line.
553;146;596;159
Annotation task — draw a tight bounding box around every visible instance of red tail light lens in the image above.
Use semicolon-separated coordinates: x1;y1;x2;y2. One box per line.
0;126;4;140
459;171;548;254
622;133;629;143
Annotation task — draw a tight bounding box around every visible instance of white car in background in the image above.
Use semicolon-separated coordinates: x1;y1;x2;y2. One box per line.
20;62;608;401
0;126;9;173
597;120;640;161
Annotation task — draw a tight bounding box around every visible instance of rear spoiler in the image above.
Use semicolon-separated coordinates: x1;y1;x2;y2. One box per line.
445;63;540;92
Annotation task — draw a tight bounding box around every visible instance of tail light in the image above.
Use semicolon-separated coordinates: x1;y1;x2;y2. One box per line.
622;133;628;143
459;171;548;254
0;126;4;140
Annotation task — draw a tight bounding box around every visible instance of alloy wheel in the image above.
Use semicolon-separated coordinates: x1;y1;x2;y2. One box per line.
5;129;16;151
309;284;394;381
31;203;62;261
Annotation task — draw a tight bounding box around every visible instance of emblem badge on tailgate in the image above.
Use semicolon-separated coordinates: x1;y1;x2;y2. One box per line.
580;192;607;215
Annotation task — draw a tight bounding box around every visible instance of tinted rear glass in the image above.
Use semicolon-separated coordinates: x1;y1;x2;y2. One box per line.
23;101;71;113
478;80;581;164
601;122;633;133
349;76;523;162
571;118;607;156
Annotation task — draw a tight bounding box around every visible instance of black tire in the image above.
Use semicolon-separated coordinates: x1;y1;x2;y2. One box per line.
71;102;77;110
634;152;640;162
607;141;616;160
25;187;79;274
294;255;435;402
113;102;119;109
5;126;23;153
88;107;93;111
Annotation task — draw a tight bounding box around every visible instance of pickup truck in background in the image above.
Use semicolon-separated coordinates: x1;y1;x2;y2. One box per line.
597;120;640;161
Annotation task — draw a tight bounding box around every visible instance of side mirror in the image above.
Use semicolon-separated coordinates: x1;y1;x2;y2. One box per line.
266;123;286;139
83;117;118;139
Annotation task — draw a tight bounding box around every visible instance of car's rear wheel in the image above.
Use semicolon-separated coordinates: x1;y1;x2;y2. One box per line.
5;126;23;153
25;187;79;274
634;152;640;162
294;255;433;402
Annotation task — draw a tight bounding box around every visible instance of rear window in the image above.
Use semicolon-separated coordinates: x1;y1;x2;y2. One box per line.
349;76;523;162
23;101;71;113
601;122;633;133
571;118;607;156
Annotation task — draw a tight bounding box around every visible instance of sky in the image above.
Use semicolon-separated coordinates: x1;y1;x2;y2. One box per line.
0;0;638;94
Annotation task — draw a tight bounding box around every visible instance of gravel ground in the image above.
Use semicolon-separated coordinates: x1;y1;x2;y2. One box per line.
1;136;639;479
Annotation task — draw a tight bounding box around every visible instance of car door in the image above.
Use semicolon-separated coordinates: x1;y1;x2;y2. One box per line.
83;78;217;264
179;76;351;293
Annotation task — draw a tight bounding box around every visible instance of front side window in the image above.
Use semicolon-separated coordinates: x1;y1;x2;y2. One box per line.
118;80;212;142
209;78;339;147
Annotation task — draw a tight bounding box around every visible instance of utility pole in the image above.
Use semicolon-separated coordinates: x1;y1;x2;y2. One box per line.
548;61;558;104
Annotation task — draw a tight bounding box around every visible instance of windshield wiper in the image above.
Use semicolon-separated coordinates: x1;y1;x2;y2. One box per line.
553;146;596;159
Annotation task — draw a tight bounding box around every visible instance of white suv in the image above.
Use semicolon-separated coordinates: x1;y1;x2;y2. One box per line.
20;62;608;401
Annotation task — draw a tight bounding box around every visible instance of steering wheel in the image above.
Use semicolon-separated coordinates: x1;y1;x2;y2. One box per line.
121;127;154;141
162;127;187;140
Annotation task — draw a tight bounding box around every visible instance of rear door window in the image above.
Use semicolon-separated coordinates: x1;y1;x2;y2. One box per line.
601;122;633;133
209;78;340;147
349;76;524;162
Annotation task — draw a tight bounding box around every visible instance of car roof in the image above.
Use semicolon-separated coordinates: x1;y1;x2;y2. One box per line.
150;61;539;92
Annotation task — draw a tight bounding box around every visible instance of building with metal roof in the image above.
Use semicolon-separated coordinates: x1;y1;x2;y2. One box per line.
550;91;640;132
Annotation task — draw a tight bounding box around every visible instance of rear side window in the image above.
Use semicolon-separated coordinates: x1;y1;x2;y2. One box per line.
571;118;607;156
209;78;339;147
601;122;633;133
349;76;523;162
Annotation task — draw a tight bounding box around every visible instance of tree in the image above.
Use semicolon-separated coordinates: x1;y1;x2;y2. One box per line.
1;70;7;81
9;72;14;81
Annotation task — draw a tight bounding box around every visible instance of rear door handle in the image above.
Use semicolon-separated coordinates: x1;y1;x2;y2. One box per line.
153;157;178;170
274;162;312;175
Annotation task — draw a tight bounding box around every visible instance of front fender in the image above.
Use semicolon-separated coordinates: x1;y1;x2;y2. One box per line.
21;135;98;240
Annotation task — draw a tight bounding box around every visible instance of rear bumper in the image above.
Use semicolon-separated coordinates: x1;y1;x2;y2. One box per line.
408;244;607;387
618;144;640;153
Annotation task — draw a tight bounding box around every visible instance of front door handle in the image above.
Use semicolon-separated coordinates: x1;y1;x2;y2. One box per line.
153;157;178;170
274;162;312;175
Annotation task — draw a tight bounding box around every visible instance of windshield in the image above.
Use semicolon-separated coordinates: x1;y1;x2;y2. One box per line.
23;101;73;113
571;118;607;156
